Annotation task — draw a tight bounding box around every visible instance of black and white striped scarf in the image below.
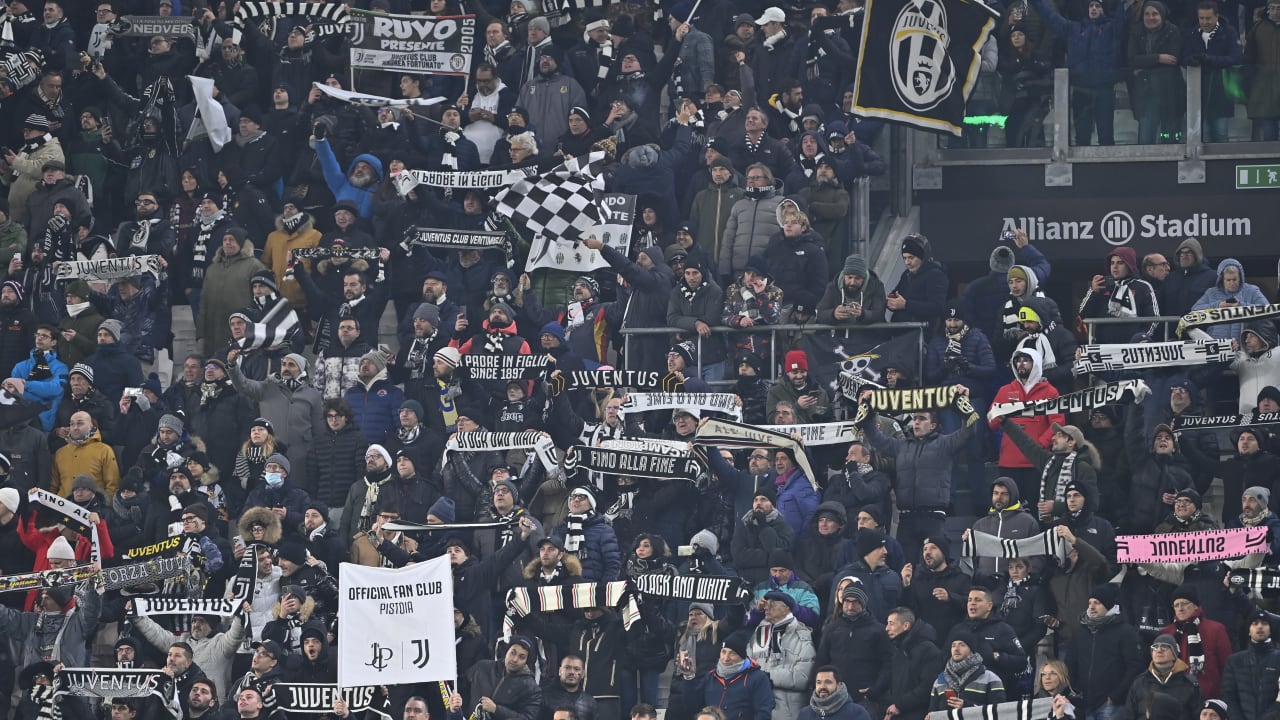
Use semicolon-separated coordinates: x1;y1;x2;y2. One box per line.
595;41;615;82
29;684;62;720
563;512;589;552
441;130;460;199
192;210;225;282
1175;617;1205;676
768;95;801;135
945;326;968;357
961;528;1071;565
1042;452;1076;507
231;1;350;44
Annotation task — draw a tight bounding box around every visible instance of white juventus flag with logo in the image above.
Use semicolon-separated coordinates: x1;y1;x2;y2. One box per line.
338;555;456;687
852;0;998;135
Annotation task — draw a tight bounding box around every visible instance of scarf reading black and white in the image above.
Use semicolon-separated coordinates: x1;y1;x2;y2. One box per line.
631;573;753;604
1177;302;1280;338
1072;342;1233;375
503;581;640;637
1175;617;1205;676
961;528;1071;565
989;379;1148;419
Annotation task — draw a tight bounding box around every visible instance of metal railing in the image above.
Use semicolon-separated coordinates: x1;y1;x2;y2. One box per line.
618;321;928;383
1081;315;1185;343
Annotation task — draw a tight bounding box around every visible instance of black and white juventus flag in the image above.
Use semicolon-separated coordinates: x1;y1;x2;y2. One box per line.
238;296;300;352
1174;412;1280;431
547;370;684;396
488;153;606;241
852;0;998;135
988;379;1148;420
929;697;1054;720
630;573;753;604
1073;341;1235;375
275;685;392;719
1176;303;1280;338
232;2;351;44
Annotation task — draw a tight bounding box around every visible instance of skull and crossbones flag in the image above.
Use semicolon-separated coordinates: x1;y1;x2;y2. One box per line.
851;0;998;135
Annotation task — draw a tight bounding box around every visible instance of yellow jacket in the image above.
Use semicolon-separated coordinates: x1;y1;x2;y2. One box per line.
51;432;120;497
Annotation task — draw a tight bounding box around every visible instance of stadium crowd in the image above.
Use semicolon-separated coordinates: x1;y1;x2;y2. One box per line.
0;5;1279;720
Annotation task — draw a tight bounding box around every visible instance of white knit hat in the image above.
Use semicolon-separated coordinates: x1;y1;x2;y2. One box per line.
0;487;19;514
47;535;76;561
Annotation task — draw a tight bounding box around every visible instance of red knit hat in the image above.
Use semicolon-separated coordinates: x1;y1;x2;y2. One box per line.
784;350;808;372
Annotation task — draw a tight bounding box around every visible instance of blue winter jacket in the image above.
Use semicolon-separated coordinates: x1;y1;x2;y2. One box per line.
343;373;405;445
553;511;622;582
1190;258;1270;339
776;468;821;539
1032;0;1128;87
11;349;68;430
314;139;383;218
680;659;775;720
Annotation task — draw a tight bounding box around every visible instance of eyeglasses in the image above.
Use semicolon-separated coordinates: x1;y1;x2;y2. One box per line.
96;8;114;14
253;650;275;658
1173;499;1194;506
750;454;769;460
135;199;157;206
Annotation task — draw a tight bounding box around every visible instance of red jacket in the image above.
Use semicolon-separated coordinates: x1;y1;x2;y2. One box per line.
17;513;115;610
989;348;1062;469
1159;611;1232;701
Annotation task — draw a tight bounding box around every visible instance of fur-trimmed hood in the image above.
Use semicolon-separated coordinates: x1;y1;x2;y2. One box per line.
522;553;583;579
316;256;370;275
272;595;317;621
238;506;283;545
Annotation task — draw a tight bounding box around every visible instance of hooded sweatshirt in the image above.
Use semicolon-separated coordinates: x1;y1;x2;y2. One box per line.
971;479;1044;577
990;347;1064;469
1189;258;1269;339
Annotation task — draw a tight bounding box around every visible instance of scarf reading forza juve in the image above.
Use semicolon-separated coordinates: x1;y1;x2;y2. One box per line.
852;0;998;135
1176;303;1280;338
1115;527;1270;563
988;379;1148;419
1073;341;1234;374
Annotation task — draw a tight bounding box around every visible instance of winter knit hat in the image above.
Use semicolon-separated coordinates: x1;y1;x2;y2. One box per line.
0;487;19;514
690;528;719;554
842;255;868;278
1245;485;1272;508
360;351;388;374
98;319;123;342
721;629;751;659
47;536;76;561
159;414;184;434
989;245;1016;274
71;474;97;493
1090;583;1120;610
1151;634;1180;655
434;347;461;369
413;303;441;325
841;578;871;608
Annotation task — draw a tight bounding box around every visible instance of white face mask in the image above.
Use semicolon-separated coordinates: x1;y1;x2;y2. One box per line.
265;472;283;487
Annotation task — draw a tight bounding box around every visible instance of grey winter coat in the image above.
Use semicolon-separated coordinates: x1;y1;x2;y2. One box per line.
864;409;979;511
133;614;245;702
970;479;1045;578
719;187;784;279
0;581;101;667
747;616;816;720
228;362;325;492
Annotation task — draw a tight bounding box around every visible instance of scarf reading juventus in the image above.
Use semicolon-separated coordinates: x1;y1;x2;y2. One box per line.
503;581;640;638
53;668;170;701
1043;453;1076;507
1176;302;1280;338
1174;412;1280;431
960;528;1071;565
1175;617;1205;676
989;379;1148;419
1226;566;1280;596
1073;342;1233;375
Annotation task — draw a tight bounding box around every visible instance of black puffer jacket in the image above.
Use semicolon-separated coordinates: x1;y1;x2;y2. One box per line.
872;620;945;719
795;501;849;609
1122;402;1193;534
1066;613;1144;712
816;608;893;702
465;660;542;720
764;228;829;309
306;423;368;508
1222;639;1280;720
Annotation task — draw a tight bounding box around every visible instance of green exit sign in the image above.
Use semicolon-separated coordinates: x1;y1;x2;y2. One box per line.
1237;164;1280;189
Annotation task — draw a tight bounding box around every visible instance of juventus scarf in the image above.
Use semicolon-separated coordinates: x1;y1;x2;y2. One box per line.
380;519;513;533
1116;527;1270;563
989;379;1149;419
503;581;641;637
445;431;558;472
564;445;705;481
758;422;859;446
103;556;194;591
850;384;972;423
547;370;684;396
1174;412;1280;431
29;489;101;566
1176;618;1205;676
928;698;1054;720
55;255;163;282
312;82;443;109
960;528;1071;566
127;597;240;617
403;227;506;251
1073;341;1234;375
694;419;818;490
619;393;742;420
53;668;168;699
275;685;391;719
232;2;350;44
122;535;187;561
1226;567;1280;596
289;247;381;262
1177;303;1280;338
630;573;753;604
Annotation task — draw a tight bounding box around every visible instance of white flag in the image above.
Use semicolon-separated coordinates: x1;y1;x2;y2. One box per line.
337;555;456;687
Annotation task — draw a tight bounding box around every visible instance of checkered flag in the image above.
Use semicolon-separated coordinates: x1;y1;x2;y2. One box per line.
487;153;606;241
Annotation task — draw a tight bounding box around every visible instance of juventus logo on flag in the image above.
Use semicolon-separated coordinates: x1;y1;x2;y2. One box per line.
852;0;998;135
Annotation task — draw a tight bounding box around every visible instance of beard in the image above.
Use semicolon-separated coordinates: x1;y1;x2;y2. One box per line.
489;316;512;329
349;172;374;188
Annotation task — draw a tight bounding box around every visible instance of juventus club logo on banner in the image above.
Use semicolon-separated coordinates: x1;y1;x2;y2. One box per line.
891;0;957;113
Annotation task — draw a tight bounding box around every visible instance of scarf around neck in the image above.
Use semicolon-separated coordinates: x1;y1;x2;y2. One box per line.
943;652;985;692
1176;616;1205;676
809;682;852;716
564;512;590;552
